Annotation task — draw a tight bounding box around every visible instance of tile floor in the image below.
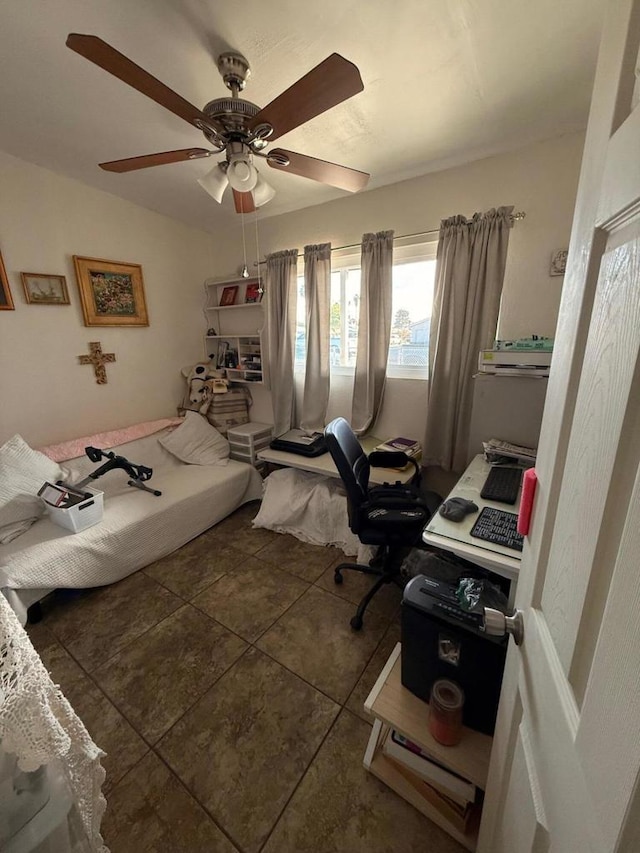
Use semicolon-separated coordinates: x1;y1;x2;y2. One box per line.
27;501;464;853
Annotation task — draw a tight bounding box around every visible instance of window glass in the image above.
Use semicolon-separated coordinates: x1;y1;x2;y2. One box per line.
295;243;436;379
388;259;436;378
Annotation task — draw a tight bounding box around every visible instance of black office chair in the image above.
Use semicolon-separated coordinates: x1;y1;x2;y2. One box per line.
324;417;441;630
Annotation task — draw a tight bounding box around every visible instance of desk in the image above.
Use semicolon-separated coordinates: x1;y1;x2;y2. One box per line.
422;454;522;602
257;435;415;486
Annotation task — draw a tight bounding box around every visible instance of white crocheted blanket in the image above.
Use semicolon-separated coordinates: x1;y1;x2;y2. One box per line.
0;595;107;851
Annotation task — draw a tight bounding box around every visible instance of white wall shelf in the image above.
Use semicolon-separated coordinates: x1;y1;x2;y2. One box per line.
203;278;266;386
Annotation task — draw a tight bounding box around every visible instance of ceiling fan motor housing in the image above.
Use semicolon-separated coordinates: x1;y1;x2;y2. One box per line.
201;98;260;146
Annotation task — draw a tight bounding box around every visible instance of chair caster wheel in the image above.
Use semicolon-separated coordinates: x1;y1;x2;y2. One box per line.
334;573;343;585
350;615;363;631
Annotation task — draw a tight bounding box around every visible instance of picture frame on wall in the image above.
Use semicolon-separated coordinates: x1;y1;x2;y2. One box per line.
549;248;568;277
219;285;239;307
0;250;15;310
244;280;262;303
21;272;70;305
73;255;149;326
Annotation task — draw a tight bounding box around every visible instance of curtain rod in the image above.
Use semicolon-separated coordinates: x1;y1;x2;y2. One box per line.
253;210;526;265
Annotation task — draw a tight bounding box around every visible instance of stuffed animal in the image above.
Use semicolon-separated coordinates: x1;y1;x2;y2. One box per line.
179;360;229;414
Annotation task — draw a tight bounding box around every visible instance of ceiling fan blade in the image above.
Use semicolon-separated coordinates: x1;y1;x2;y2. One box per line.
66;33;222;132
233;190;256;214
100;149;212;172
248;54;363;141
267;149;369;192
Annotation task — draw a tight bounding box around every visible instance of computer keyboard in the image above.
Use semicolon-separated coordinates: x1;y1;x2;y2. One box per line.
480;466;523;505
470;507;524;552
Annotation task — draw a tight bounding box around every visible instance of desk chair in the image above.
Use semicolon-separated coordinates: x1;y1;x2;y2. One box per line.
324;418;441;630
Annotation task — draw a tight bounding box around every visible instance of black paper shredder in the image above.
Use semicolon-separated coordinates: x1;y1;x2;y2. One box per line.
401;574;508;735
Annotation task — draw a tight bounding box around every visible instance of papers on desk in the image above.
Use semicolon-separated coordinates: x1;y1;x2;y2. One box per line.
482;438;536;466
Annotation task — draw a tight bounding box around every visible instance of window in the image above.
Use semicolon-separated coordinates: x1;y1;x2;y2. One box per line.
295;240;436;379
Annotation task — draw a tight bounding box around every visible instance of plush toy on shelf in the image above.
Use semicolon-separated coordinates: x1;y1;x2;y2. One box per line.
180;360;229;415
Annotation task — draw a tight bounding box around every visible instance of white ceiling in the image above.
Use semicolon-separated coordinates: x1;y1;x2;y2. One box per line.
0;0;603;232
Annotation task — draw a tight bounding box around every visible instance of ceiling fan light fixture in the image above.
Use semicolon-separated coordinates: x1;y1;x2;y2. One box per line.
227;156;258;192
197;162;229;203
252;174;276;208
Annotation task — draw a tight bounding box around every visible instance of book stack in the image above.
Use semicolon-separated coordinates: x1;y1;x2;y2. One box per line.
375;436;421;455
374;436;421;469
382;730;477;833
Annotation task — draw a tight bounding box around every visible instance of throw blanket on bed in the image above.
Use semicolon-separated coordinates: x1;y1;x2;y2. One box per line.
39;418;183;463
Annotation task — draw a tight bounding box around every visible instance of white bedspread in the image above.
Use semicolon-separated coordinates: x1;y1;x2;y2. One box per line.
253;468;375;562
0;430;262;604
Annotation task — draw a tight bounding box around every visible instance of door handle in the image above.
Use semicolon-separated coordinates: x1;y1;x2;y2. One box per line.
483;607;524;645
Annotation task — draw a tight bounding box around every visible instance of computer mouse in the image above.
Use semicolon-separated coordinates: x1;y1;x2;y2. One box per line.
439;497;479;522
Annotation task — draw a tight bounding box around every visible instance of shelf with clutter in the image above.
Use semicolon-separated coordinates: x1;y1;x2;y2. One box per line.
364;643;492;851
203;276;266;386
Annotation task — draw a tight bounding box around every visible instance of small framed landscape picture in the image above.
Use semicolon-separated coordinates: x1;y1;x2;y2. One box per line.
219;284;239;307
244;280;262;303
0;250;14;310
73;256;148;326
21;273;70;305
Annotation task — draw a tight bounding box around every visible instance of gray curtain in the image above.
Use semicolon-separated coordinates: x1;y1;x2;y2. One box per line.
351;231;394;435
265;248;298;436
301;243;331;432
424;207;514;471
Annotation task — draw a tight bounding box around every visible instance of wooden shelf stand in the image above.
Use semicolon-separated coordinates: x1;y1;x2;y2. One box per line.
363;643;493;851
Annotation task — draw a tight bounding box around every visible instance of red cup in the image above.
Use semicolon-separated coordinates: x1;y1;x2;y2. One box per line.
429;679;465;746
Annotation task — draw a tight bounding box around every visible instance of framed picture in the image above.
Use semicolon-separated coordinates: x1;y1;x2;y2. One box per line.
550;248;568;277
73;256;148;326
219;285;238;307
0;250;14;310
21;272;70;305
244;280;262;303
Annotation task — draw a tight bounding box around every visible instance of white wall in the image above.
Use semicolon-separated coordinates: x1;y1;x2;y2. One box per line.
0;151;213;446
209;132;585;438
0;132;583;447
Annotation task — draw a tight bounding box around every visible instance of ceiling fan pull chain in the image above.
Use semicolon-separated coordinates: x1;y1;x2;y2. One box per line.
240;207;249;278
254;208;262;293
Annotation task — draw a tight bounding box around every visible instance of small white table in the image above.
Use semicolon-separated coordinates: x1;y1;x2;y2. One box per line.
257;435;415;486
422;454;523;602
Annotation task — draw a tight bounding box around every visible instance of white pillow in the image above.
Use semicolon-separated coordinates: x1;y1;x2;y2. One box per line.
0;435;63;543
158;411;229;466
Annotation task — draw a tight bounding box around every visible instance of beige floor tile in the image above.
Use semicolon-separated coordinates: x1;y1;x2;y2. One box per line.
28;627;148;792
94;604;247;743
158;646;339;853
257;586;387;703
192;556;309;642
102;751;238;853
256;533;340;582
44;572;182;671
345;622;402;723
144;541;247;599
315;561;403;619
263;709;465;853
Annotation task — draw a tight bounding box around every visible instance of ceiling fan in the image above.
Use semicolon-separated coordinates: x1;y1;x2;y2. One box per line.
66;34;370;214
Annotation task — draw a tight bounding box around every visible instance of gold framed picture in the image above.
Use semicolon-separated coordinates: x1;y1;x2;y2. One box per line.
0;250;15;311
21;272;70;305
73;256;148;326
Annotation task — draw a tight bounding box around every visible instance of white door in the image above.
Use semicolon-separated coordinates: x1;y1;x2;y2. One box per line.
478;3;640;851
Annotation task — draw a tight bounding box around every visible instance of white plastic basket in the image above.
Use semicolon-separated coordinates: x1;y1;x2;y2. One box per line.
45;487;104;533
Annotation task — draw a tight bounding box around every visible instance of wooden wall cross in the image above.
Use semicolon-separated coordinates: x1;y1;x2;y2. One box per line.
78;341;116;384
